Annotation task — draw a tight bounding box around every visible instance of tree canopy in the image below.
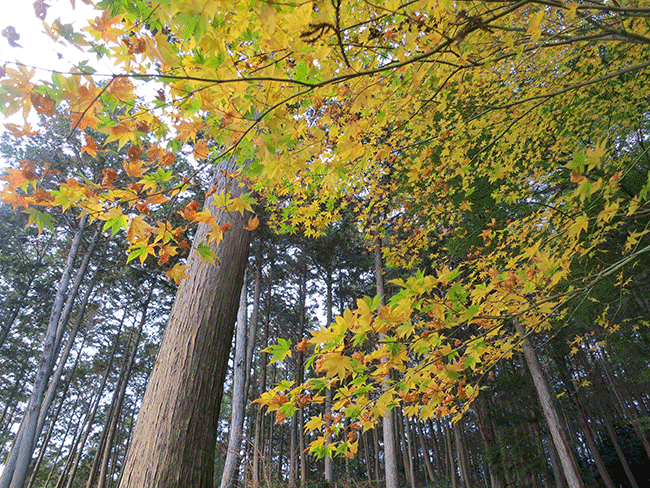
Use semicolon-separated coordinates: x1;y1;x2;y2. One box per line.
2;0;650;462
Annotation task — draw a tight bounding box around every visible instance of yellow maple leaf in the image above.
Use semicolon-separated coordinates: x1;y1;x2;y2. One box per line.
526;10;545;44
127;215;152;242
104;120;135;149
166;263;189;285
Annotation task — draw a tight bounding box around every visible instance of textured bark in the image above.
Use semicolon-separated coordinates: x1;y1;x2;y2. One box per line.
514;321;584;488
117;161;252;488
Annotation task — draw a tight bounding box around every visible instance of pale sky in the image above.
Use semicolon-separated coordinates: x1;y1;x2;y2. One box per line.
1;0;97;75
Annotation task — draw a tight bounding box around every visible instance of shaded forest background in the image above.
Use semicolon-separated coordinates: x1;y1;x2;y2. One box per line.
1;115;650;488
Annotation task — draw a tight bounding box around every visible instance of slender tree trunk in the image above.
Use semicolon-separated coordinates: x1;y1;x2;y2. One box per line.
445;420;458;488
252;270;272;488
569;387;615;488
1;214;88;488
397;409;415;488
220;270;249;488
63;323;125;488
28;335;86;488
324;267;335;488
36;261;100;446
453;419;471;488
597;351;650;460
514;321;584;488
95;286;152;488
288;411;298;488
117;160;252;488
416;419;436;483
373;424;380;482
374;240;399;488
600;406;639;488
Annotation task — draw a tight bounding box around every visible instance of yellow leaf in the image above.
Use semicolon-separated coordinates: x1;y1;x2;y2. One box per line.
166;263;189;285
526;10;545;44
567;214;588;241
565;2;578;21
127;215;152;242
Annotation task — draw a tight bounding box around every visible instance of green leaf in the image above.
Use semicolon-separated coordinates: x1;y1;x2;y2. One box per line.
195;242;217;264
263;338;292;364
103;214;128;236
25;208;55;234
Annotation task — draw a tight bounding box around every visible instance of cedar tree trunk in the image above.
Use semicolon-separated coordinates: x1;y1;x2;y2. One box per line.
117;160;252;488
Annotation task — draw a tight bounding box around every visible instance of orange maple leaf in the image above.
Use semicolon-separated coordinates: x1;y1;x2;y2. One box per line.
30;91;55;115
4;123;38;138
244;215;260;231
81;135;99;157
193;139;210;159
123;160;146;178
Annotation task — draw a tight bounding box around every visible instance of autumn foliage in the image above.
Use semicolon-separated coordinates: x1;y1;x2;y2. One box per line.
2;0;650;460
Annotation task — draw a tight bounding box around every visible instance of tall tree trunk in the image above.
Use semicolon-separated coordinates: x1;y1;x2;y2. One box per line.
117;160;252;488
454;419;471;488
36;260;100;447
62;321;125;488
252;268;272;488
324;267;335;488
444;420;458;488
297;251;307;488
600;406;639;488
397;409;415;488
416;420;436;483
27;335;86;488
95;285;152;488
514;321;584;488
568;385;615;488
0;214;88;488
220;270;249;488
374;240;399;488
474;393;505;488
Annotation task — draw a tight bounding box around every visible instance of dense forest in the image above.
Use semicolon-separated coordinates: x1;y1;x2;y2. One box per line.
1;0;650;487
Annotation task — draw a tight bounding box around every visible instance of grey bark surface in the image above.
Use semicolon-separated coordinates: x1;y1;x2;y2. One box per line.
0;215;88;488
117;160;252;488
62;322;125;488
252;271;272;488
374;240;398;488
514;321;585;488
220;270;249;488
95;285;152;488
36;261;100;447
